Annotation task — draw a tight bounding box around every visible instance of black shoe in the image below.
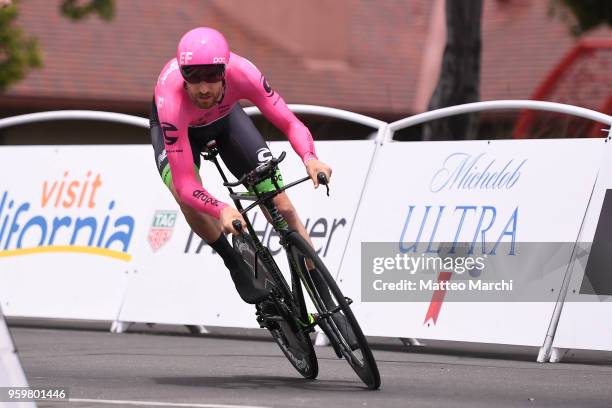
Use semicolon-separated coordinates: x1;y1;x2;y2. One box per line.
331;313;360;350
229;262;271;304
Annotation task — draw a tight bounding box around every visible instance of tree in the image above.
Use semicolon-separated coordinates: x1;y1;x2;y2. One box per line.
551;0;612;35
0;1;42;90
60;0;114;22
423;1;483;141
0;0;114;92
422;0;611;141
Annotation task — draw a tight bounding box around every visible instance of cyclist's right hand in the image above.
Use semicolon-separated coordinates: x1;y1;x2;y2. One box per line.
220;206;247;236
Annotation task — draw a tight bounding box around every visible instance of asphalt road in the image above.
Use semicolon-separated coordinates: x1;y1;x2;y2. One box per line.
7;324;612;408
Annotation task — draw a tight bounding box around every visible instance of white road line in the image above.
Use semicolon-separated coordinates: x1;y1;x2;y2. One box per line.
69;399;270;408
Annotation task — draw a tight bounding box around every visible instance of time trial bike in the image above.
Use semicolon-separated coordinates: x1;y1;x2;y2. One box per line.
202;141;380;389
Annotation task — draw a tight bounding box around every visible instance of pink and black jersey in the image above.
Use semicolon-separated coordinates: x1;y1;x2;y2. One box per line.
153;52;317;219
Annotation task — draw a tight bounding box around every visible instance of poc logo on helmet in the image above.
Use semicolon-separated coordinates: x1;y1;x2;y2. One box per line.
213;57;226;64
179;52;193;65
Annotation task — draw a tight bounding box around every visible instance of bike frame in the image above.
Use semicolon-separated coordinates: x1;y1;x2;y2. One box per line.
203;147;380;389
202;147;321;325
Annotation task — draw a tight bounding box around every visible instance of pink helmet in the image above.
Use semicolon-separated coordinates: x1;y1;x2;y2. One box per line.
176;27;230;68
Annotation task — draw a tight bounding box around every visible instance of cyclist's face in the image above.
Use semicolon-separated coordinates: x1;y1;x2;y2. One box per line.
185;80;224;109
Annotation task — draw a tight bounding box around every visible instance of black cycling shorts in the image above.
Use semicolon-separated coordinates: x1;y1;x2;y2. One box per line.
150;100;282;191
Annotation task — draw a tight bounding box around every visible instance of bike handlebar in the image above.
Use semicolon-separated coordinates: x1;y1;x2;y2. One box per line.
232;219;243;233
317;172;328;185
317;172;329;196
224;151;331;217
223;151;287;188
257;151;286;174
223;175;246;188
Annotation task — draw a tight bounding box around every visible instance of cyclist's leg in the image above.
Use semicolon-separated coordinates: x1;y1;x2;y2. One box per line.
215;105;313;247
150;100;269;304
270;192;314;245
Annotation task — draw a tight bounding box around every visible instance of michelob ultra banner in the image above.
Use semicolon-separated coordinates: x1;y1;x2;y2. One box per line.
338;138;605;346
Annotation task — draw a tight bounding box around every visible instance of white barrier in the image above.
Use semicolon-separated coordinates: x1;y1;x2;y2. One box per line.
0;106;383;330
385;100;612;142
336;138;605;346
2;101;612;358
0;142;376;326
0;146;147;320
551;135;612;354
378;101;611;356
116;140;376;328
0;306;35;407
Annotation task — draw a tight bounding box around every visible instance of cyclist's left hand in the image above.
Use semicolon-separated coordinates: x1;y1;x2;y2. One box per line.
305;159;332;188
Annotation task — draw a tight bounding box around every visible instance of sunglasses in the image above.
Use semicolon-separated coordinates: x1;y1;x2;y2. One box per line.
180;64;225;84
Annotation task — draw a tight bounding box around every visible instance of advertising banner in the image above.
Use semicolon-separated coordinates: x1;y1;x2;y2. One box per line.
336;138;605;346
116;140;376;327
0;141;375;327
553;139;612;352
0;146;147;320
3;137;609;350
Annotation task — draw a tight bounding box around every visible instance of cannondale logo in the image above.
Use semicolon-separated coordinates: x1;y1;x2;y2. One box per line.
161;122;178;145
260;75;274;97
256;148;273;164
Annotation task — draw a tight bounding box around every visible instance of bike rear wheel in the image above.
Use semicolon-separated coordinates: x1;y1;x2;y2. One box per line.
233;234;318;379
288;233;381;389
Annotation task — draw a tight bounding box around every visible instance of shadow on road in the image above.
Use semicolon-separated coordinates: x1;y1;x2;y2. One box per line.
154;375;371;392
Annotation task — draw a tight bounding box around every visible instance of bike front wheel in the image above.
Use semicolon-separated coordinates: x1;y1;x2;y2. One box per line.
287;233;381;390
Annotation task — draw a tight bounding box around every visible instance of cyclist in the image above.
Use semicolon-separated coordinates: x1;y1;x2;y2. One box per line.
150;27;333;306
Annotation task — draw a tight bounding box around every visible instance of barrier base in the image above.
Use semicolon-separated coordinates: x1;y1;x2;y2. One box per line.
110;321;133;334
400;337;424;347
185;325;209;334
549;347;570;363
